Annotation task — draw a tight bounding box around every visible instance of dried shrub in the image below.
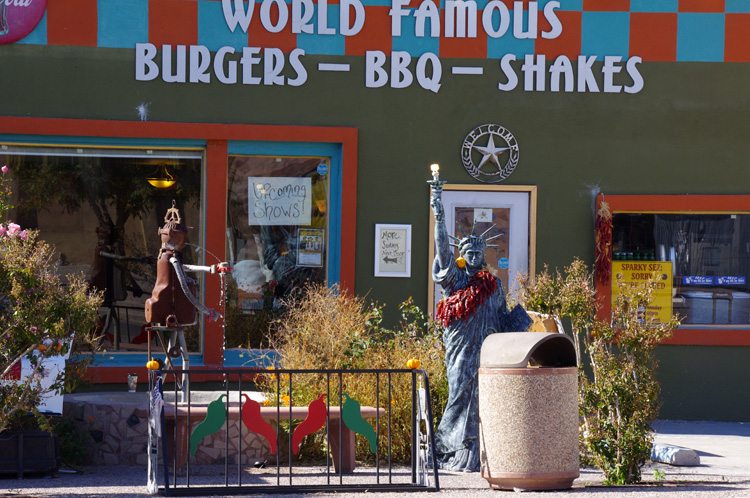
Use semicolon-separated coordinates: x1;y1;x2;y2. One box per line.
256;283;448;463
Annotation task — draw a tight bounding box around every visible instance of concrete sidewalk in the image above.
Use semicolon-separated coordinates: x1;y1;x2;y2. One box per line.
1;420;748;497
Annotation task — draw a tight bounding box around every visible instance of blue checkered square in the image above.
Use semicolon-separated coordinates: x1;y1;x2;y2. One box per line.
97;0;148;48
677;13;724;61
198;0;249;51
581;11;630;57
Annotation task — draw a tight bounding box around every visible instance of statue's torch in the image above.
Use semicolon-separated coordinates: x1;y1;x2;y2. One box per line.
428;163;446;193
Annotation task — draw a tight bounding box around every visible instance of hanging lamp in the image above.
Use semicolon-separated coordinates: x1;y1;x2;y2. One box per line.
146;163;176;189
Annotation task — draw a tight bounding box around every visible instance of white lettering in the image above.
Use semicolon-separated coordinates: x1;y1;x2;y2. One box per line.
541;1;562;39
318;0;335;34
522;54;545;91
482;1;510;39
135;43;159;81
214;46;237;84
549;55;573;92
222;0;254;33
162;45;187;83
391;51;413;88
390;0;410;37
577;55;599;92
414;1;440;37
291;0;314;34
513;1;537;39
366;51;388;87
287;48;308;86
602;55;622;93
241;46;262;84
340;0;365;36
264;47;285;85
260;0;289;33
416;52;442;93
445;0;477;38
625;56;644;94
497;54;518;91
189;45;211;83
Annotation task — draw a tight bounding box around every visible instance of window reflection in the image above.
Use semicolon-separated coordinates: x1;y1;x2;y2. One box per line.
225;155;329;348
1;146;203;351
613;213;750;327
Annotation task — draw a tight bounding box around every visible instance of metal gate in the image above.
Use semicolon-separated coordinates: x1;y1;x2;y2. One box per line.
147;368;440;495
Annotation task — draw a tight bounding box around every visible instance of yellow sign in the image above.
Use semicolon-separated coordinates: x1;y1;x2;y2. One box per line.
612;261;673;323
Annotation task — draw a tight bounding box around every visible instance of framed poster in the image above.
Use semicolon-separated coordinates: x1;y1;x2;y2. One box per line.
428;185;537;313
374;224;412;277
297;228;325;267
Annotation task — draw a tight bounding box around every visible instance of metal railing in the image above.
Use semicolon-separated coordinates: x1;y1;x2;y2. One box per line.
148;368;440;496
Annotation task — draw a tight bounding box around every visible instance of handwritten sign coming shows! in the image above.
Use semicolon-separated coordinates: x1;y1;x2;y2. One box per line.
248;177;312;226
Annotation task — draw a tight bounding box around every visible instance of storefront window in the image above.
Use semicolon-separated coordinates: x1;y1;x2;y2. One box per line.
225;155;329;348
613;213;750;328
0;144;204;351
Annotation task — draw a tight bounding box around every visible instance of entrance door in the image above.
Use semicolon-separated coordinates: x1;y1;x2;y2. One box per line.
225;147;340;351
429;185;537;314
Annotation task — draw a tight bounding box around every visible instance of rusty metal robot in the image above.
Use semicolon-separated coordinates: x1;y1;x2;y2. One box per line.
145;202;228;397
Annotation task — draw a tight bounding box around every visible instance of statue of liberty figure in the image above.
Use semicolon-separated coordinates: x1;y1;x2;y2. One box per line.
428;166;532;472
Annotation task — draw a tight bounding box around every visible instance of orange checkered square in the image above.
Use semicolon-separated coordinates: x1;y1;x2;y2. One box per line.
725;14;750;62
47;0;98;46
630;12;677;61
346;6;392;56
535;10;581;59
149;0;199;47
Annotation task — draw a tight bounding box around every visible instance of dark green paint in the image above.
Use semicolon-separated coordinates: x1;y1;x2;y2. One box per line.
2;45;749;420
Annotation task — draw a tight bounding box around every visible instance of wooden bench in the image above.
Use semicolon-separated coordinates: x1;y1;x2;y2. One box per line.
162;404;386;474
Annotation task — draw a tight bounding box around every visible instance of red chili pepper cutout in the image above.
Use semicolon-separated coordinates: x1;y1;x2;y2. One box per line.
241;394;278;454
291;393;328;455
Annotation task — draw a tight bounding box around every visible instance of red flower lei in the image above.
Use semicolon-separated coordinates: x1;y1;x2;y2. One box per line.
435;270;498;327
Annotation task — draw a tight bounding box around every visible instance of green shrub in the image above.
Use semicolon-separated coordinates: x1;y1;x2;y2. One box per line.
255;283;447;463
0;165;102;434
517;259;679;484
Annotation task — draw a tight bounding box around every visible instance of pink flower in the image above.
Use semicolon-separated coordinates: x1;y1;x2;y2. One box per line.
1;165;7;173
18;230;28;241
0;225;5;236
7;223;20;236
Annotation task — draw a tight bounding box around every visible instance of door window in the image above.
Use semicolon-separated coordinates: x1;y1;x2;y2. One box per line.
0;144;204;351
225;154;330;348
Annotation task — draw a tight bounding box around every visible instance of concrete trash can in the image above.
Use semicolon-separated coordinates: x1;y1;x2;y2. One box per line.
478;331;579;491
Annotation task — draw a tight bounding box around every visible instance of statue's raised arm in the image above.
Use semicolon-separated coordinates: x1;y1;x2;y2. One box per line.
429;176;453;271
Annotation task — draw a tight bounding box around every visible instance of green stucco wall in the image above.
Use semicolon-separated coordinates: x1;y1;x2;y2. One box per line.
2;44;749;420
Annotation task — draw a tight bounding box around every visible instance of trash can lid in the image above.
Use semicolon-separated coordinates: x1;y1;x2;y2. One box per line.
480;332;577;368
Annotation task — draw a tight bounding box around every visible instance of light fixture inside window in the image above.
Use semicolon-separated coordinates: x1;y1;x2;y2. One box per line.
146;163;176;189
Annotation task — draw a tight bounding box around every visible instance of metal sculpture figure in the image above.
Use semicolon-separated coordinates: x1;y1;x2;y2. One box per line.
428;166;532;472
145;202;228;397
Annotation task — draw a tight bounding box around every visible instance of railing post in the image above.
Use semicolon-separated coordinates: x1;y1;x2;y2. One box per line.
411;369;417;484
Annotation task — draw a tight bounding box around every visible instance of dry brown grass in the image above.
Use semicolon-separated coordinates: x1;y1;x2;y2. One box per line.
256;284;447;463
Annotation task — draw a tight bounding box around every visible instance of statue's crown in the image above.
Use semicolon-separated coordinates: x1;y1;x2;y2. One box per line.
449;222;504;253
458;235;487;253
